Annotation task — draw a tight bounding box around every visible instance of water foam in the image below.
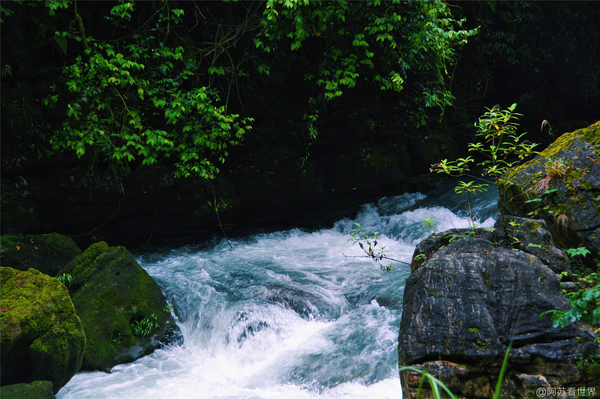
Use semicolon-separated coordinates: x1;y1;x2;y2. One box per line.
58;185;498;399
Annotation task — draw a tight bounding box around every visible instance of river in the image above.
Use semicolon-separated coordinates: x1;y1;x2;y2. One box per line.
57;180;499;399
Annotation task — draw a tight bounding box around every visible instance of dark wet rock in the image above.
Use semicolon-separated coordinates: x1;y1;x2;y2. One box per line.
0;268;85;393
0;233;81;277
60;242;181;371
227;315;270;348
255;285;342;320
0;380;55;399
493;216;572;278
224;306;274;348
402;237;578;364
399;235;600;399
410;227;495;272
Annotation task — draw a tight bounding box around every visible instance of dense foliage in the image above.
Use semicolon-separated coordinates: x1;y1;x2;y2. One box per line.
257;0;476;128
2;1;599;182
1;0;475;180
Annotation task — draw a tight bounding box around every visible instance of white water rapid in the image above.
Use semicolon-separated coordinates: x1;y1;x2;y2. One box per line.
57;181;499;399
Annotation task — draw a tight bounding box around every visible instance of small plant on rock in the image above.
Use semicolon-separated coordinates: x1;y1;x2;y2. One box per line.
541;253;600;329
431;103;538;227
566;246;591;276
130;313;159;339
56;273;73;287
432;104;538;182
507;219;523;249
422;218;437;231
534;158;570;195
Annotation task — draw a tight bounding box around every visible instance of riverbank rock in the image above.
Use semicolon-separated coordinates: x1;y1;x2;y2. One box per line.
398;232;599;399
0;233;81;277
0;267;85;393
497;121;600;271
59;242;181;371
0;380;55;399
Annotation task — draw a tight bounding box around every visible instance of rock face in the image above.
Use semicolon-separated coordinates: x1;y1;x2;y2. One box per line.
60;242;181;371
0;267;85;393
0;233;82;277
398;222;600;398
497;121;600;270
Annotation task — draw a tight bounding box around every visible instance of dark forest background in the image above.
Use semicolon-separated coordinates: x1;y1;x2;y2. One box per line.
2;0;599;249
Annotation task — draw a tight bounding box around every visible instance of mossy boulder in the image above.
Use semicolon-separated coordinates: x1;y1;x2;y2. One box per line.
0;380;55;399
0;233;82;277
0;267;85;393
497;121;600;270
60;242;181;371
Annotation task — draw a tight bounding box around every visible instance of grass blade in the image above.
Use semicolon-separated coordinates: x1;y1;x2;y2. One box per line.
493;339;512;399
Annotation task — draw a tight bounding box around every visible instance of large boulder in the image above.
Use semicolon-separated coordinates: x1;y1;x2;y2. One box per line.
398;232;599;398
0;267;85;393
0;381;56;399
411;217;572;279
0;380;55;399
60;242;181;371
0;233;82;277
497;121;600;270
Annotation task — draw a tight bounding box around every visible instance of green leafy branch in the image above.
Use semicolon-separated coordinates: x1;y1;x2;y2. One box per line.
431;104;539;229
540;285;600;328
345;223;410;271
256;0;477;137
46;33;252;180
432;103;538;190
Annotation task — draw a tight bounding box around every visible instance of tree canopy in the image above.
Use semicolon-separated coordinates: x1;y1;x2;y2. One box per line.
1;0;476;181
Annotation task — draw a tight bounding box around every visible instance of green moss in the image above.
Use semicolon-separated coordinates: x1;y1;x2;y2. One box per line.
0;267;85;392
0;380;55;399
61;241;109;283
475;339;491;350
62;243;175;371
1;233;81;277
480;269;489;287
0;234;21;249
542;121;600;159
469;327;480;333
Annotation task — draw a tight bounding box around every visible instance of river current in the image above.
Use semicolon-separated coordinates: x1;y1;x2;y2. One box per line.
57;181;499;399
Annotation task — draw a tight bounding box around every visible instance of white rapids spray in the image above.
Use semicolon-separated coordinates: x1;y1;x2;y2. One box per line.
57;181;499;399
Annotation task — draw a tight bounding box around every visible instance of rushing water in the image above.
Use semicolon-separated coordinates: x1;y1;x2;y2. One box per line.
57;181;499;399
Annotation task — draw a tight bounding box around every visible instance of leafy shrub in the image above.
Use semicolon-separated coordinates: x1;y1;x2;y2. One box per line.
44;3;252;181
540;285;600;328
431;104;538;228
